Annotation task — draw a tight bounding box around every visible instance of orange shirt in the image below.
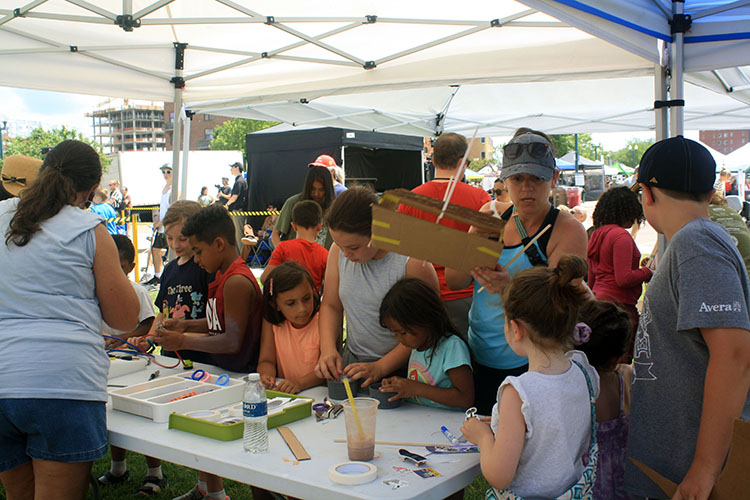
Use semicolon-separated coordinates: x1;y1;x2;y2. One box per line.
273;312;320;382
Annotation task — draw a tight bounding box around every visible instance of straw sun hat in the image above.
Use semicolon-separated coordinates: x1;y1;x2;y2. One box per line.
1;154;43;197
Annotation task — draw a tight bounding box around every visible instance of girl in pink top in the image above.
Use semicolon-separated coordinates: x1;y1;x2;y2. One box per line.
258;262;324;394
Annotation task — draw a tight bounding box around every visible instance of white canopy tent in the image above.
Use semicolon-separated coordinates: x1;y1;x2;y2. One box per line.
0;0;748;198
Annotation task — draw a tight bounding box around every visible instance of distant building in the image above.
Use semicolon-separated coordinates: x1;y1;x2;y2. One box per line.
163;103;232;151
700;129;749;154
468;136;495;161
87;99;166;154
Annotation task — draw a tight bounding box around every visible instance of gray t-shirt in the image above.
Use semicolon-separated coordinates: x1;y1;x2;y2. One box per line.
625;218;750;498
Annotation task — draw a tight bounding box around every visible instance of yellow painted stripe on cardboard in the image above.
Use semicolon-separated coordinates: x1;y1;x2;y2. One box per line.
381;193;400;204
372;220;391;229
371;235;400;246
477;246;501;258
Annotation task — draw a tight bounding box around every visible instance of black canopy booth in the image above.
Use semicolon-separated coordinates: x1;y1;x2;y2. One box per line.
244;127;424;229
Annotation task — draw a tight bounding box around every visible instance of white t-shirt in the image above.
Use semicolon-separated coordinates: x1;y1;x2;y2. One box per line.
490;350;599;500
103;282;155;336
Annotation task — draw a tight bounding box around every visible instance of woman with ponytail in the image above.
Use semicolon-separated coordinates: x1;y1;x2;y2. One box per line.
461;255;600;500
0;140;139;500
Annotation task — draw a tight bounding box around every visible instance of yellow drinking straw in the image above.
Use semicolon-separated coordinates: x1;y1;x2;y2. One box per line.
342;377;364;438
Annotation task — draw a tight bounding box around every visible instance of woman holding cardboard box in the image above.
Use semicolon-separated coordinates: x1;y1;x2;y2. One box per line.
445;129;588;414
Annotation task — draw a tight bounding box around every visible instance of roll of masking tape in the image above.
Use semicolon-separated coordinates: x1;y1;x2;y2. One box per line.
328;462;377;485
184;410;221;422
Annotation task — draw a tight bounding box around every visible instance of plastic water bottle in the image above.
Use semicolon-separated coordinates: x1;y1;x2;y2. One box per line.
243;373;268;453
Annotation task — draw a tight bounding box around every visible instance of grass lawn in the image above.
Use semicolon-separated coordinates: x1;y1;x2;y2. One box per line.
1;450;490;499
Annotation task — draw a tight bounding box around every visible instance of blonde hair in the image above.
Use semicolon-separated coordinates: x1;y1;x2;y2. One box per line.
162;200;201;230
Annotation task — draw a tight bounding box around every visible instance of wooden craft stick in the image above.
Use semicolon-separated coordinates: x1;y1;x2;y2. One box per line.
477;223;552;294
278;426;311;461
333;438;446;447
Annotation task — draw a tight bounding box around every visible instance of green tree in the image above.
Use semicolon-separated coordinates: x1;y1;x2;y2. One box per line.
210;118;279;161
0;126;110;170
548;133;602;160
610;138;655;168
467;157;494;172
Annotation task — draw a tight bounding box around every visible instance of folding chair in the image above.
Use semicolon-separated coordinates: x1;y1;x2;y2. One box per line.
248;230;274;268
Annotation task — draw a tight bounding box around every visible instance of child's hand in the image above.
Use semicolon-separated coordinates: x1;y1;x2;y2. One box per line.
260;374;276;390
315;351;343;381
154;325;184;350
342;362;383;388
104;334;126;349
275;379;301;394
161;318;186;333
127;335;151;352
379;376;418;401
460;416;493;445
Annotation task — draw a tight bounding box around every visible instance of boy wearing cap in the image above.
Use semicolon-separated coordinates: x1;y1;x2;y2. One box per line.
625;136;750;500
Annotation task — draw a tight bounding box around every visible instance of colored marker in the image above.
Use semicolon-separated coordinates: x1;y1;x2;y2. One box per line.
440;426;459;445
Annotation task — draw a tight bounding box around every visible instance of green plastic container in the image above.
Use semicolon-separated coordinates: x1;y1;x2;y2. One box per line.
168;390;313;441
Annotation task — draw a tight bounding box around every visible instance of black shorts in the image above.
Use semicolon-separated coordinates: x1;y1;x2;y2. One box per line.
152;231;168;249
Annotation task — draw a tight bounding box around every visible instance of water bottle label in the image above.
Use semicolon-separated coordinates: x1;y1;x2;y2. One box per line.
243;401;267;418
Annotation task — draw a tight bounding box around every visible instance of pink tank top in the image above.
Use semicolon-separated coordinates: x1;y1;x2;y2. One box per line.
273;312;320;382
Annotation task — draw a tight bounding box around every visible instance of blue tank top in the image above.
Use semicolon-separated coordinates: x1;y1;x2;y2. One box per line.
0;199;109;401
468;206;557;369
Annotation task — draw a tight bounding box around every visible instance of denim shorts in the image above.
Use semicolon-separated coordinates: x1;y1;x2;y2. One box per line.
0;398;108;472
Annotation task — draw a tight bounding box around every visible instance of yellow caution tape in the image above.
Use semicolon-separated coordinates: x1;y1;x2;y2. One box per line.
228;211;280;216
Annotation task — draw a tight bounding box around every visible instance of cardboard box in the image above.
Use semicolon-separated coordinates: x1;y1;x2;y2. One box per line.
630;418;750;499
370;189;505;273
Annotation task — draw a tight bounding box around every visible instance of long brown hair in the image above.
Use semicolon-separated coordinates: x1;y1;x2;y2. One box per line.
502;254;589;350
5;140;101;247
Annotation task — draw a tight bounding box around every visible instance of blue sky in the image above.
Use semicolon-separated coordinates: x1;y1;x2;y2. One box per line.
0;86;105;137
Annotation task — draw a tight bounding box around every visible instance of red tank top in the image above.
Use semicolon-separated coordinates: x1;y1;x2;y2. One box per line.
206;257;262;373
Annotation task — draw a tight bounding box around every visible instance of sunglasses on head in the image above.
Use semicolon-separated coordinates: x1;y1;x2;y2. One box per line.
503;142;551;160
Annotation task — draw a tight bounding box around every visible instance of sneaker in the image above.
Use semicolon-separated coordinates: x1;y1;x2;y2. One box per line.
97;469;130;485
241;236;258;246
135;475;168;496
145;275;161;286
172;485;205;500
139;273;153;284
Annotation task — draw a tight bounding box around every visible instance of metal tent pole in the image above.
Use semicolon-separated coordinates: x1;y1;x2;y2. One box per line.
670;1;688;137
170;42;187;203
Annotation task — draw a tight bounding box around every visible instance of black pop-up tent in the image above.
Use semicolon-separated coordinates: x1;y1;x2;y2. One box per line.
245;126;424;218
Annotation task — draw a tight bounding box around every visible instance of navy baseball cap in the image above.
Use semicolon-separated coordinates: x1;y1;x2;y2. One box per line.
499;133;556;182
637;136;715;194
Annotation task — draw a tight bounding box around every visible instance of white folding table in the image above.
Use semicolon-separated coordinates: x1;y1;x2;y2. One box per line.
106;358;481;500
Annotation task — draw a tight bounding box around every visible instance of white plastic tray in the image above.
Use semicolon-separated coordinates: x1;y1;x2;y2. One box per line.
109;373;244;423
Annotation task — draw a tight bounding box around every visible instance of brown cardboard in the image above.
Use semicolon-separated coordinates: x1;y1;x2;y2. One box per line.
629;418;750;499
370;189;505;273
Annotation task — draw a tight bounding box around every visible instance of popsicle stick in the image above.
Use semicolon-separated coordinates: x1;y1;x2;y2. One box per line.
333;439;446;447
278;426;311;461
477;224;552;293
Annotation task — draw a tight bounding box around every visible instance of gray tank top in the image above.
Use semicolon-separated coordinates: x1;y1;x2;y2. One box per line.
0;199;109;401
338;250;408;361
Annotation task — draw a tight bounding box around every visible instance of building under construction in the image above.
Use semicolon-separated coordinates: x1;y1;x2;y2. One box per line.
87;99;166;154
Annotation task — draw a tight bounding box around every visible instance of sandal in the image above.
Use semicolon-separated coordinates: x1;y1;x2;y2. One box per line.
97;469;130;485
135;475;168;496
